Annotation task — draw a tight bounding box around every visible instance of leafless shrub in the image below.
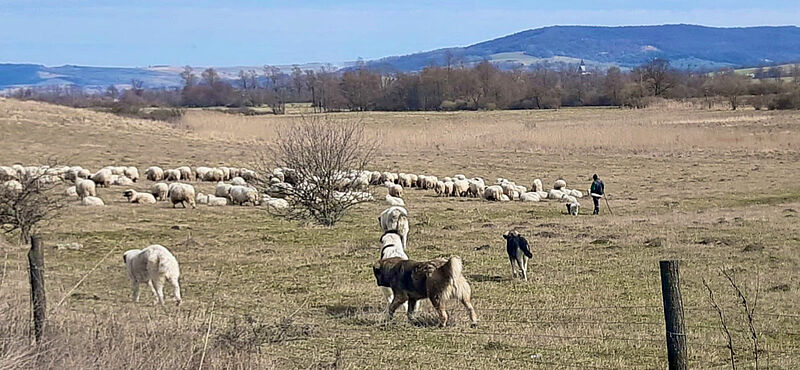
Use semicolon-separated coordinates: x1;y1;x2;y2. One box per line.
214;314;313;352
252;115;378;226
703;277;736;369
0;159;67;244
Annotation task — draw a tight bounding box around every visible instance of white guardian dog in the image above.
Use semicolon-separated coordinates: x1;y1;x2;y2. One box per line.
123;244;182;306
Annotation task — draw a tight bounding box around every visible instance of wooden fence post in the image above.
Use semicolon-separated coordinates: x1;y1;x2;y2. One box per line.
28;235;46;343
660;260;687;370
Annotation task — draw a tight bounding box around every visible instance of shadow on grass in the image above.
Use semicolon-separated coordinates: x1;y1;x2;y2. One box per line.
468;274;507;282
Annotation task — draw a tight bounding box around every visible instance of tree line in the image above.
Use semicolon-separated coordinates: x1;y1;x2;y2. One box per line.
9;59;800;115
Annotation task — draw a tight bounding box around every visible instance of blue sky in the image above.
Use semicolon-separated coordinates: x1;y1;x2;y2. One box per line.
1;0;799;67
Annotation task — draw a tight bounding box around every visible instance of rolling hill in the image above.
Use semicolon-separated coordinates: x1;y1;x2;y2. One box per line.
366;24;800;72
2;24;800;90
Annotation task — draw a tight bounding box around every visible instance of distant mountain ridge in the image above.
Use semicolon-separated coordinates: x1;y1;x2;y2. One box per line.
2;24;800;90
366;24;800;72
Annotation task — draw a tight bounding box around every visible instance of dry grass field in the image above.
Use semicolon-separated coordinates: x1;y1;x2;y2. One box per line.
2;97;800;368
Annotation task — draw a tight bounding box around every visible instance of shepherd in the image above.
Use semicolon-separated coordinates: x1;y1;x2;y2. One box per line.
590;174;605;215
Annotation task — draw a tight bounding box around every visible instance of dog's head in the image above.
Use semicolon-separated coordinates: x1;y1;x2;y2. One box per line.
373;260;389;287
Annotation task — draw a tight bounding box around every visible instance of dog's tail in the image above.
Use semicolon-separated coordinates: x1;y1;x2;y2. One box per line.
441;256;471;301
521;244;533;259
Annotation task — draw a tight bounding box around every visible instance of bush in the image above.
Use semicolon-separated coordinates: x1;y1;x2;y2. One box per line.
767;90;800;110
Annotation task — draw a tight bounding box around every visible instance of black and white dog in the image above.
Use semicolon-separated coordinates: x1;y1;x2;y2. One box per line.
503;230;533;281
378;231;413;312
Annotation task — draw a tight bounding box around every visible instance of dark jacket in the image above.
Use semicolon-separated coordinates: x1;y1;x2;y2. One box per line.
591;180;604;196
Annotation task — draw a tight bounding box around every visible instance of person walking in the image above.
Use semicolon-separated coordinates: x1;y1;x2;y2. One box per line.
590;174;604;215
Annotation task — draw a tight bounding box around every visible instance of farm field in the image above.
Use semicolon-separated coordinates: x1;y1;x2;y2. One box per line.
2;98;800;368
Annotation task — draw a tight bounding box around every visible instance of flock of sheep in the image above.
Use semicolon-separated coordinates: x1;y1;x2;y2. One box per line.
1;164;584;215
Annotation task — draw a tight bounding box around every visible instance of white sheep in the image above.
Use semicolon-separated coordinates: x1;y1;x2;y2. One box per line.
215;182;232;198
434;181;446;196
468;179;485;197
570;189;583;198
263;197;289;212
75;178;96;199
520;192;541;202
228;185;259;206
65;186;78;197
167;183;196;208
165;169;181;182
0;166;16;182
202;168;224;182
151;182;169;201
177;166;193;181
483;185;503;201
3;180;22;192
124;167;140;182
548;189;566;200
123;189;157;204
146;166;164;181
532;178;543;192
123;245;182;306
206;194;229;206
385;194;405;207
91;169;113;187
452;179;469;197
443;181;454;196
230;176;247;186
194;167;211;181
387;183;404;198
554;179;567;190
453;174;467;181
196;192;209;204
81;196;105;206
378;206;409;249
113;175;134;186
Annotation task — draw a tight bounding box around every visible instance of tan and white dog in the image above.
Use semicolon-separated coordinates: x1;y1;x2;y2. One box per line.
373;256;478;327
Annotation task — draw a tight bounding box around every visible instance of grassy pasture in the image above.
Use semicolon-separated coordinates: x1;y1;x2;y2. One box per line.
1;98;800;368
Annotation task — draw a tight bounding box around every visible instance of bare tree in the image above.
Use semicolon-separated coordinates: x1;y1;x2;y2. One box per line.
636;58;675;96
0;161;67;244
252;116;378;226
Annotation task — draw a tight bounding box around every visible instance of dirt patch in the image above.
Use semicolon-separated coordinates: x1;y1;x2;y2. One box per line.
742;243;764;252
536;231;558;238
644;237;666;248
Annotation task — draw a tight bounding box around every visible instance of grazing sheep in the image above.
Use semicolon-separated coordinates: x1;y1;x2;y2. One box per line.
124;167;140;182
75;178;96;199
215;182;233;198
194;167;211;181
454;174;467;181
81;196;105;206
520;192;541;202
434;181;446;196
369;171;382;185
219;167;233;181
570;189;583;198
468;180;485;198
532;179;543;192
378;206;410;249
123;244;182;306
397;173;413;188
146;166;164;181
263;197;289;212
65;186;78;197
387;183;404;198
385;194;405;207
167;183;196;208
165;169;181;182
91;169;113;187
443;181;454;197
230;176;247;186
554;179;567;190
123;189;157;204
202;168;224;182
483;185;503;201
151;182;169;201
451;179;470;197
228;185;259;206
408;174;419;188
177;166;193;182
500;194;511;201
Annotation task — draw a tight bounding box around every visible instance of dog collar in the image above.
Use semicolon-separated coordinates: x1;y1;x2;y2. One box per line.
380;244;396;257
